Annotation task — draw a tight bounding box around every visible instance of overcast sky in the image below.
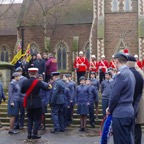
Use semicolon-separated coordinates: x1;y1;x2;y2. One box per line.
1;0;23;4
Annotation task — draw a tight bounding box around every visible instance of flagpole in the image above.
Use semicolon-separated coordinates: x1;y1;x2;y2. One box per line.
21;26;24;55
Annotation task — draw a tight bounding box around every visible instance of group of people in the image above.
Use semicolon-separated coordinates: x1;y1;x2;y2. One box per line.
16;53;57;82
0;49;143;144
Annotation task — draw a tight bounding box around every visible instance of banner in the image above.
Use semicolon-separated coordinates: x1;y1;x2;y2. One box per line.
10;43;22;65
22;44;31;62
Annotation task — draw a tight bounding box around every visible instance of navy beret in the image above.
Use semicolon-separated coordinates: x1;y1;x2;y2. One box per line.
127;55;136;62
37;74;43;78
15;67;22;72
114;52;128;61
79;76;85;81
51;72;60;76
90;72;96;75
12;72;20;77
107;67;114;71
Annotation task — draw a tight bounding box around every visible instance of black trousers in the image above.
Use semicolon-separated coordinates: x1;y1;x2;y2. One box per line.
77;71;85;84
45;74;51;82
27;108;42;135
113;117;134;144
135;124;142;144
99;71;105;84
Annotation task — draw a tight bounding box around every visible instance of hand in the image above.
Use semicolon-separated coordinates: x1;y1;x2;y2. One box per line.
70;100;73;103
48;84;52;89
106;107;110;115
10;102;14;107
43;72;45;75
87;103;90;106
67;106;70;108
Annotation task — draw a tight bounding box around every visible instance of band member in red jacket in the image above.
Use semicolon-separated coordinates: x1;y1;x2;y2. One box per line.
109;55;116;69
73;51;89;84
89;55;98;73
98;55;108;84
134;55;142;69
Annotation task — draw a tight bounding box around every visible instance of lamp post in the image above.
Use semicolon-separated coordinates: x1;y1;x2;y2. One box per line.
21;26;24;54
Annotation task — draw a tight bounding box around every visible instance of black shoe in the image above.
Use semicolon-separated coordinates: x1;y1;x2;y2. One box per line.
50;130;59;134
60;129;65;132
8;130;19;134
79;128;84;132
32;135;41;139
91;123;95;128
27;134;31;139
14;126;20;130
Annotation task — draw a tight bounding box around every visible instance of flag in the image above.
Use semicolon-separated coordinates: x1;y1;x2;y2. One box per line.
22;44;31;62
10;43;22;65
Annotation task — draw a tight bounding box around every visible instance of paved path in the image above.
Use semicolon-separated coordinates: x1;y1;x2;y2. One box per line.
0;127;144;144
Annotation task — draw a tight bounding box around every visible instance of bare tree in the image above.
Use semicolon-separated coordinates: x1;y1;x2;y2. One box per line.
0;0;16;18
20;0;70;52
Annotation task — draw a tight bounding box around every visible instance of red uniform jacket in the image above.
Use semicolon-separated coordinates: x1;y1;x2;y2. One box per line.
73;57;89;72
109;61;116;69
98;60;108;73
89;61;98;72
137;60;142;69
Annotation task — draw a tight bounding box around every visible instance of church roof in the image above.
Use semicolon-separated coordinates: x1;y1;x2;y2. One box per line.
17;0;93;27
0;4;22;35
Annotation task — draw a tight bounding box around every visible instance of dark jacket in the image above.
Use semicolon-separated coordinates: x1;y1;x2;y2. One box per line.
34;59;46;74
87;85;98;103
50;78;65;104
101;79;114;99
39;81;50;106
21;77;50;108
76;84;89;104
129;67;143;117
109;66;135;118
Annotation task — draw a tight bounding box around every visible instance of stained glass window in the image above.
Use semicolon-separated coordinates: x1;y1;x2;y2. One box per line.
125;0;131;12
112;0;119;12
30;43;39;55
0;45;9;62
57;42;67;70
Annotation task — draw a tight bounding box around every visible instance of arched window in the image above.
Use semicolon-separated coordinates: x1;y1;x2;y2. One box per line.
0;45;9;62
30;43;39;55
57;42;67;70
125;0;131;12
111;0;119;12
85;42;90;61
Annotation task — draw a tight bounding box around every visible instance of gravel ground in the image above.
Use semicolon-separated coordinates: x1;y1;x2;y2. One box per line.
0;127;143;144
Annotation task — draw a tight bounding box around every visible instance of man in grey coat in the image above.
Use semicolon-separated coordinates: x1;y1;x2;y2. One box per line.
106;52;135;144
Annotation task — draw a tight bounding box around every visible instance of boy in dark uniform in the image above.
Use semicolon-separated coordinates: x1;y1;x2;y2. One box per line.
21;68;52;139
86;78;98;128
50;72;65;133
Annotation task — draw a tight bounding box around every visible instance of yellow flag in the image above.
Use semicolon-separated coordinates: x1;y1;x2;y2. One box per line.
23;44;31;62
10;49;22;65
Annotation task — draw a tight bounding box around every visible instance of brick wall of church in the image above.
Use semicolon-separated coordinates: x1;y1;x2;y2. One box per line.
104;0;138;60
22;24;92;71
